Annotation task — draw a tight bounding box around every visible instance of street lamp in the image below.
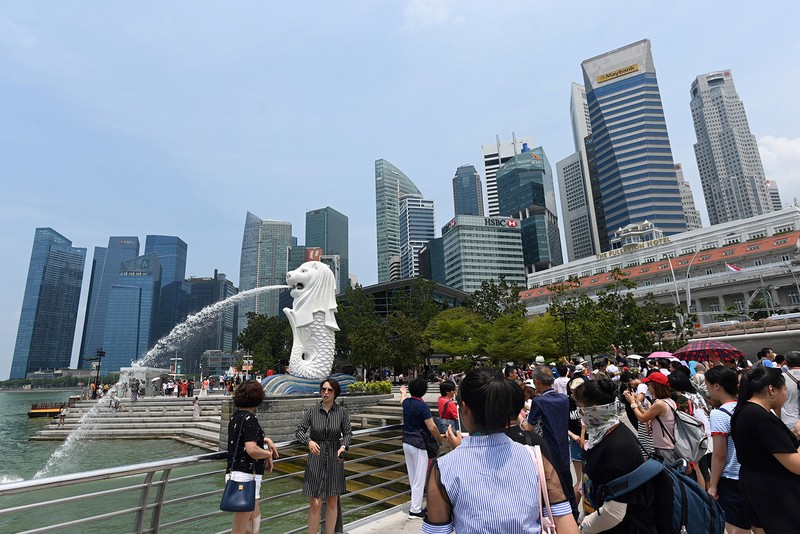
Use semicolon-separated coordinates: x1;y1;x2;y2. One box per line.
86;348;105;399
685;242;717;323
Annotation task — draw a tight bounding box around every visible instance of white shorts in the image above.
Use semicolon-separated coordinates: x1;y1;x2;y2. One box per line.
229;471;263;499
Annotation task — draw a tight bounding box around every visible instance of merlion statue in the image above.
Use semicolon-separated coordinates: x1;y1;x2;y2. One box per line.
283;261;339;379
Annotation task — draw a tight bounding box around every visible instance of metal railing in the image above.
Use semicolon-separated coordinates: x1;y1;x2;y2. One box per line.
0;425;406;534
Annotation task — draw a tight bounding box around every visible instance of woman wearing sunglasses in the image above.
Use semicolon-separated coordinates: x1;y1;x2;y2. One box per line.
296;377;353;534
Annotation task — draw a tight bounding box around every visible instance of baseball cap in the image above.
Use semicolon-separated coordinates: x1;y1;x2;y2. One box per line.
641;371;669;386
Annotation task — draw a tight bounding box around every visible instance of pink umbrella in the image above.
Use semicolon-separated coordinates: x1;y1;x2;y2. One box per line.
648;351;673;359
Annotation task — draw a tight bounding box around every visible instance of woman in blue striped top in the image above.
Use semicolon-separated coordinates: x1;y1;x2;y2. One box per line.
423;368;578;534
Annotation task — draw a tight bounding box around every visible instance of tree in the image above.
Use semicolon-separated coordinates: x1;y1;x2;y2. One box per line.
481;314;538;366
527;314;563;360
236;312;291;373
464;276;525;321
424;307;486;357
336;284;390;373
385;278;447;370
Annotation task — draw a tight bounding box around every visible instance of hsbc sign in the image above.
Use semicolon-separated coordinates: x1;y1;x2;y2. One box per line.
484;218;519;228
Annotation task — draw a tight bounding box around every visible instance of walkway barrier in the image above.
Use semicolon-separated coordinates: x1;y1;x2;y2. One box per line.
0;425;407;534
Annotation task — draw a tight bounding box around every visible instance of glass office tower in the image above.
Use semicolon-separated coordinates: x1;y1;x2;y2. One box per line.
375;159;422;282
305;207;349;293
581;39;687;243
10;228;86;378
239;212;292;323
452;165;484;216
145;235;189;341
398;194;436;279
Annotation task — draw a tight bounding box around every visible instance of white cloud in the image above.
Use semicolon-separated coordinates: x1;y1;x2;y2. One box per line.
403;0;462;28
759;135;800;206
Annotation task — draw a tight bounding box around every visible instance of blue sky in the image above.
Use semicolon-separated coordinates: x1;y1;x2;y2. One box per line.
2;1;799;379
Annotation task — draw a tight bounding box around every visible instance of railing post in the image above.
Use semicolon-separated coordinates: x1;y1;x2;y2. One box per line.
148;468;173;533
133;471;155;533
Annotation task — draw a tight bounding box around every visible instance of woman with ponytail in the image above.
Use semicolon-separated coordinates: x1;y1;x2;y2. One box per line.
731;366;800;532
422;368;578;534
574;378;672;533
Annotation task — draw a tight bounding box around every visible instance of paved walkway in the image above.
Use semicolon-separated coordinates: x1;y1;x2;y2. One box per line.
347;506;423;534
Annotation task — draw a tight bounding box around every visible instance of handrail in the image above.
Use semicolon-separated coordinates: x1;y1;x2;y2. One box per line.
0;424;406;534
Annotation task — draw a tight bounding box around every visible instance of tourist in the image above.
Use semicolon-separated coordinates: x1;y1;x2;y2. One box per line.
437;380;458;432
423;368;578;534
226;379;279;534
526;365;577;516
504;365;519;381
623;371;676;461
200;376;209;398
192;396;201;420
705;365;751;534
399;378;444;519
295;377;352;534
756;347;776;368
731;366;800;531
553;364;570;395
575;378;672;533
780;350;800;431
669;369;712;488
58;404;68;427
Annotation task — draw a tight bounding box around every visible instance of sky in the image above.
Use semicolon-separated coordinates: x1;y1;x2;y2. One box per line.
2;1;799;379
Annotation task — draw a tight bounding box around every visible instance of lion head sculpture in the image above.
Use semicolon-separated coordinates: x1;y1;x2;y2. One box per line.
285;261;339;330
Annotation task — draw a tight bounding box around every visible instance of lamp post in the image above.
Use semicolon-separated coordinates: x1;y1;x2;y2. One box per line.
685;243;716;325
86;348;105;399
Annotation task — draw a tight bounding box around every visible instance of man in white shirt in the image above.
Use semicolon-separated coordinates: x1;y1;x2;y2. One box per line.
780;351;800;430
553;364;570;395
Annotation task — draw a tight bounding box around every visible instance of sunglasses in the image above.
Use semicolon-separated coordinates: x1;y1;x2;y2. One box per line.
320;387;334;392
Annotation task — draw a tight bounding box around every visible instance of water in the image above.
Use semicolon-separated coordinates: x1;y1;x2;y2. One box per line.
34;284;289;478
0;390;207;482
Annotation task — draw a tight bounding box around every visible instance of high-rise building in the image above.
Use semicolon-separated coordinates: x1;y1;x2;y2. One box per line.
581;39;687;242
691;70;771;225
145;235;189;342
482;133;533;217
239;212;292;322
78;236;140;369
305;207;349;293
375;159;422;282
441;216;525;293
419;237;446;285
399;194;436;279
496;144;563;274
675;164;703;231
558;83;602;262
102;253;161;373
10;228;86;379
766;179;783;211
185;270;239;359
452;165;484;216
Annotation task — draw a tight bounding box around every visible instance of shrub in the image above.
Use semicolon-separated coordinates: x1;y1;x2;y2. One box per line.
346;380;391;395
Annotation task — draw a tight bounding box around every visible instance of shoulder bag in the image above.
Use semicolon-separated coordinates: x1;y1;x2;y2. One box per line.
526;445;557;534
220;414;256;512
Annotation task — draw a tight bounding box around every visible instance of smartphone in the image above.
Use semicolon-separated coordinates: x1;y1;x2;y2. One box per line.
455;401;467;436
338;450;346;461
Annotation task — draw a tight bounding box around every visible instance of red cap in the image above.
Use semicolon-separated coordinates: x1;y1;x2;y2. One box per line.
641;371;669;386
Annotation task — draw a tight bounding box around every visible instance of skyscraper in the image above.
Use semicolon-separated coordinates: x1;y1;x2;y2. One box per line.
675;164;703;231
10;228;86;379
103;253;161;372
691;70;771;225
558;83;602;261
375;159;422;282
78;236;140;369
185;270;239;359
399;194;435;279
305;206;349;293
482;133;533;217
145;235;189;341
239;212;292;322
766;179;783;211
581;39;687;242
496;144;563;273
452;165;484;216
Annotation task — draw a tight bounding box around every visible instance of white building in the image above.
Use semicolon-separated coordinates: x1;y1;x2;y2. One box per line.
767;179;783;211
482;133;533;217
522;207;800;325
399;195;435;279
691;70;771;225
675;164;703;231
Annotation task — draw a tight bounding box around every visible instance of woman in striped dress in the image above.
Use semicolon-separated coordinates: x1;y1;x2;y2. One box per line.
423;368;578;534
295;377;352;534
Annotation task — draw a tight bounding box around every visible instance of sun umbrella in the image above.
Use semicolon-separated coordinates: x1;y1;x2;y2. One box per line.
672;340;745;364
647;351;673;359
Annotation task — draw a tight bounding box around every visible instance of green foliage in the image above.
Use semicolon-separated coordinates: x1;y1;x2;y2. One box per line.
424;307;486;356
481;314;538;365
336;284;391;371
236;312;292;372
463;276;525;321
438;357;475;374
346;380;392;394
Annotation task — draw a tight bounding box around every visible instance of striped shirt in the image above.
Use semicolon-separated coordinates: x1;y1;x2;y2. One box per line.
295;401;353;498
422;433;572;534
711;401;740;480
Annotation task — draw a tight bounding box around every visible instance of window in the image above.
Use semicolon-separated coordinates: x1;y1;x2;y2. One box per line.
700;255;711;260
710;303;720;312
724;237;740;246
678;260;689;266
706;268;714;275
640;267;650;273
754;259;762;266
591;278;599;283
748;231;766;240
643;256;656;263
659;264;669;270
781;255;791;262
723;250;734;256
747;245;760;251
775;239;789;245
664;277;671;283
790;293;800;305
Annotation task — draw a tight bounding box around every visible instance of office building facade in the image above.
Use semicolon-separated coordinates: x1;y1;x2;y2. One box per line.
441;216;525;293
766;180;783;211
419;237;446;285
145;235;189;342
239;212;292;321
305;206;349;292
399;194;435;279
452;165;484;216
102;253;161;373
675;164;703;231
375;159;422;282
10;228;86;379
483;133;533;217
691;70;771;225
185;270;239;360
581;39;687;242
496;145;563;273
78;236;140;368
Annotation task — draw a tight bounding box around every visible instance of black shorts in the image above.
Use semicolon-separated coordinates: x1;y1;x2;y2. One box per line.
717;477;750;530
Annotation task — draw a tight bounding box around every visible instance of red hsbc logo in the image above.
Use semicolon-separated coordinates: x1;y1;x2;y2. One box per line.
305;247;322;261
484;218;519;228
506;219;519;227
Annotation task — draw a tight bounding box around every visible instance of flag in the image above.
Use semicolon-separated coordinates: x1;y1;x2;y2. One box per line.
726;263;742;272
